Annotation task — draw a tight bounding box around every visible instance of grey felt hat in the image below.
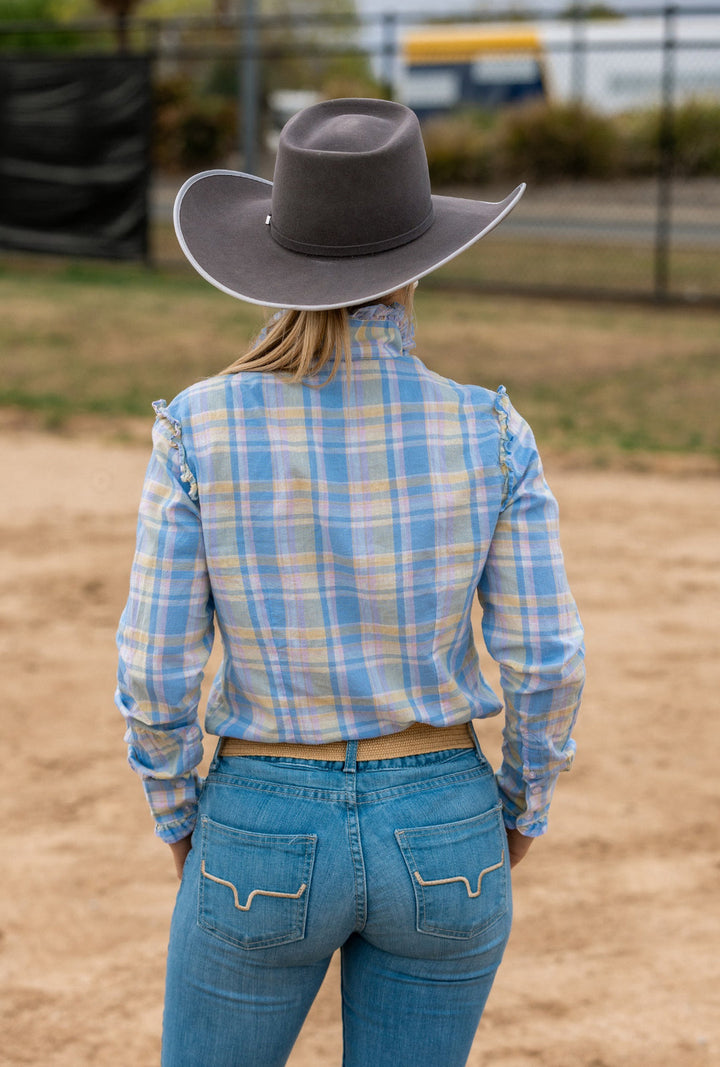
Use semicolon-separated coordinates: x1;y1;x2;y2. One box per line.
174;97;525;311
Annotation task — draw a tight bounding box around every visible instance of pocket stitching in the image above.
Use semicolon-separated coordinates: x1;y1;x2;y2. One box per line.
412;849;505;898
200;859;309;912
197;816;317;950
395;807;508;940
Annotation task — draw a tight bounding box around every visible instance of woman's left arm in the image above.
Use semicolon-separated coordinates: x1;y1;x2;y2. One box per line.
479;394;585;840
115;407;214;846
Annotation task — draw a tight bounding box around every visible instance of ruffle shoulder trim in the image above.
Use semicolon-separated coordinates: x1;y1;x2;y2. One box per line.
493;385;516;503
152;399;199;501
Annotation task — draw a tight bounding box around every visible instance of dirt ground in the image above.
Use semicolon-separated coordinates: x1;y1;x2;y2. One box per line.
2;426;719;1067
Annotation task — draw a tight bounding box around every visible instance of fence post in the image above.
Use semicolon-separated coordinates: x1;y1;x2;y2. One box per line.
654;4;677;302
142;52;154;267
570;2;587;104
381;13;397;98
144;22;159;268
239;0;259;175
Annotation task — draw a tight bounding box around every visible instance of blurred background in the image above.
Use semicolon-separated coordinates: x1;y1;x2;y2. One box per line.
1;0;719;304
3;0;719;458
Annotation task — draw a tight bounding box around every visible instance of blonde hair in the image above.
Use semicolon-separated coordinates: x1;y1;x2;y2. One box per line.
220;307;351;383
220;284;416;385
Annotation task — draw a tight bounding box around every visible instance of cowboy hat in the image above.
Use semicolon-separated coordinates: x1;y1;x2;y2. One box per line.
174;97;525;311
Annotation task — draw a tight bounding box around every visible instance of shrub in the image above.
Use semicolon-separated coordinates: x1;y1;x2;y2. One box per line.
619;98;720;177
672;99;720;176
153;76;236;171
422;115;494;185
494;100;622;182
614;109;658;176
320;76;386;102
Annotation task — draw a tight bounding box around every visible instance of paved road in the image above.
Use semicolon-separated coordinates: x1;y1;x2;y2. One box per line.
503;215;720;246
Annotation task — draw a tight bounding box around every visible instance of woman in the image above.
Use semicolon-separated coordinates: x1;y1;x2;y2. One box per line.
116;98;584;1066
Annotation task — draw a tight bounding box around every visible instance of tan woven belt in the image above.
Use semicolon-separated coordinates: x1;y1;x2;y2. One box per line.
220;721;475;761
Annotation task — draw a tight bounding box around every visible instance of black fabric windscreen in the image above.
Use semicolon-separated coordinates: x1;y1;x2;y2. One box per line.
0;55;151;260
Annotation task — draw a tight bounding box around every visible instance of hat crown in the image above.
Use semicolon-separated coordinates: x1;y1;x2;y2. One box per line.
270;99;434;258
295;112;395;152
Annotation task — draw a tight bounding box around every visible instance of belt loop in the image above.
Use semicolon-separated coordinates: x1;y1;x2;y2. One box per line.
343;740;358;773
468;721;484;760
210;736;224;772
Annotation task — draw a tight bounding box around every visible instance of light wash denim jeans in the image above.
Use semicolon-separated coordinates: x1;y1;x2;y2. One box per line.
162;736;512;1067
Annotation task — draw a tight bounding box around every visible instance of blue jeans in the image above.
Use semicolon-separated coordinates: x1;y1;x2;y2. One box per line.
162;737;512;1067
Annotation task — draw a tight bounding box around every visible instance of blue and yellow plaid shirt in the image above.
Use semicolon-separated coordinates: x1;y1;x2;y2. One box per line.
116;303;584;843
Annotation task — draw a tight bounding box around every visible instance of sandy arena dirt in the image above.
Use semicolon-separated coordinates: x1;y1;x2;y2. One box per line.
2;428;719;1066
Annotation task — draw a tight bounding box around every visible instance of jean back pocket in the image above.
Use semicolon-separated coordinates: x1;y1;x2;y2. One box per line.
395;804;509;940
197;815;317;950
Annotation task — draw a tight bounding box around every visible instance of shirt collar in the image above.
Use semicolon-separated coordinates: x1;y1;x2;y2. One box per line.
347;302;415;359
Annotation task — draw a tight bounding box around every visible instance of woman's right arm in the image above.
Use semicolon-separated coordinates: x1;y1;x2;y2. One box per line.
115;405;215;847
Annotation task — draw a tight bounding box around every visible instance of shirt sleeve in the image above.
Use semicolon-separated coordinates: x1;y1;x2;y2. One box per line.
115;402;214;843
477;389;585;837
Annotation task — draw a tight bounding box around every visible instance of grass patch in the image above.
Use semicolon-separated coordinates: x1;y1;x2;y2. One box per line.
0;255;718;462
435;234;720;300
0;255;265;425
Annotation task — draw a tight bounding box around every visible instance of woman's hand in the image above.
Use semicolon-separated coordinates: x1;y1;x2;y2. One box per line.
169;834;193;880
506;827;534;868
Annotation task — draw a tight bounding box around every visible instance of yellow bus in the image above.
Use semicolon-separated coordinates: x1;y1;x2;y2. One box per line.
399;26;546;118
399;18;720;117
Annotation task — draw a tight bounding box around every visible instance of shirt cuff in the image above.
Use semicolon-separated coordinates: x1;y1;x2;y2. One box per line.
496;773;559;838
141;773;203;844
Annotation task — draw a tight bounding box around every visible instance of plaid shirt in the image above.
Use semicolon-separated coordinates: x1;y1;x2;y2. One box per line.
116;303;584;843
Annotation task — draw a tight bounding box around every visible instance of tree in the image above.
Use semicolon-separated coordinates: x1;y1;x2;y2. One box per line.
258;0;376;98
559;3;623;19
93;0;144;52
0;0;86;49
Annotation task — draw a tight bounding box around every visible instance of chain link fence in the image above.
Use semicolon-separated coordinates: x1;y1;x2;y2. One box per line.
1;5;719;305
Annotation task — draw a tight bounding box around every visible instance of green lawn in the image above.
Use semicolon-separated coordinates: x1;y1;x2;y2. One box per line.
1;254;718;464
432;233;720;302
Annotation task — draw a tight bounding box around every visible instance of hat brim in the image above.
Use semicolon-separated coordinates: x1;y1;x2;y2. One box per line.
174;170;525;311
